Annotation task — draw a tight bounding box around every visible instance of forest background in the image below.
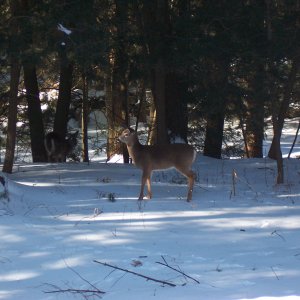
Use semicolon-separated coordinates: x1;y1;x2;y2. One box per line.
0;0;300;184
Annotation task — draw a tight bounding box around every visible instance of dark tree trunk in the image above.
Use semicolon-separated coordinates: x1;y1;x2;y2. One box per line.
244;63;265;158
105;0;130;163
165;72;188;143
3;61;21;173
268;57;300;160
272;117;284;184
53;47;73;138
20;0;46;162
203;59;228;159
3;0;21;173
152;0;169;144
23;63;47;162
288;119;300;158
81;74;89;162
141;0;169;145
203;106;226;159
165;0;189;143
153;58;168;144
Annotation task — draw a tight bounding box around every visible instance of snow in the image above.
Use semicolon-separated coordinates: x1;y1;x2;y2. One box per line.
57;24;72;35
1;117;300;299
1;154;300;300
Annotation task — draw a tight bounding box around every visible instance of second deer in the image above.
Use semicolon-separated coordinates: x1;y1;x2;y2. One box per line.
44;131;78;162
119;129;197;201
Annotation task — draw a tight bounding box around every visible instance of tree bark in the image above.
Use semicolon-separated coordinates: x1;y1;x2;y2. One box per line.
53;46;73;138
147;94;157;145
2;61;21;173
165;72;188;143
2;0;21;173
268;57;300;159
203;60;228;159
203;106;226;159
105;0;130;163
288;119;300;158
153;58;168;144
272;118;284;184
244;63;265;158
81;73;89;162
20;0;46;162
23;63;47;162
142;0;169;145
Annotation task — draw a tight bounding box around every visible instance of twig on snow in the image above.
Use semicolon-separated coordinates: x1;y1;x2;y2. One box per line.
43;259;105;298
271;266;280;280
271;230;286;241
64;260;102;293
93;260;176;287
43;284;104;298
156;256;200;284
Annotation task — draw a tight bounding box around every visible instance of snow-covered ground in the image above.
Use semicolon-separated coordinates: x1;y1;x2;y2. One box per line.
1;119;300;300
1;155;300;300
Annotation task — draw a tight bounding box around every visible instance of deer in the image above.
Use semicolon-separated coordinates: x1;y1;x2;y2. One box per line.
119;128;197;201
44;131;78;162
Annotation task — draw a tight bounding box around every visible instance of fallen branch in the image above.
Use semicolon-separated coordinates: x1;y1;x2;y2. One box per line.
43;259;105;298
43;284;105;298
156;256;200;284
93;260;176;287
271;230;286;242
271;267;280;280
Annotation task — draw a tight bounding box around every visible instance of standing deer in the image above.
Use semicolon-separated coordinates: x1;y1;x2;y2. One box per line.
119;129;197;201
44;131;78;162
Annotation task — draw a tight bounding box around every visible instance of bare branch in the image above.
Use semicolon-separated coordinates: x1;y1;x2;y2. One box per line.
43;283;105;298
93;260;176;287
156;256;200;284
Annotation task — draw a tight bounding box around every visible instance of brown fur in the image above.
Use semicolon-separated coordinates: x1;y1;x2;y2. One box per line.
119;129;196;201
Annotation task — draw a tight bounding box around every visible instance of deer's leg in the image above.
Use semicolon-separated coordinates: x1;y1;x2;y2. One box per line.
176;167;196;201
187;170;196;201
139;170;152;200
139;171;147;200
146;176;152;199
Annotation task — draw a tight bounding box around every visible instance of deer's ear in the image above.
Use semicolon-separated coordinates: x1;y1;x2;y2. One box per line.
128;128;135;133
122;129;129;134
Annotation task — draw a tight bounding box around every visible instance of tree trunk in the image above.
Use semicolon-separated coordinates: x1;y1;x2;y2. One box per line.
288;119;300;158
20;0;46;162
244;63;265;158
53;46;73;138
23;63;47;162
105;71;126;161
165;72;188;143
153;58;168;144
105;75;116;161
147;94;157;145
203;106;226;159
2;61;21;173
272;118;284;184
142;0;169;145
2;0;21;173
203;60;228;159
265;0;284;183
81;74;89;162
268;57;300;159
105;0;130;163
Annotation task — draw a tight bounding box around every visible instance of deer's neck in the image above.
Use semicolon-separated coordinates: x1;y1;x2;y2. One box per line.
127;136;143;164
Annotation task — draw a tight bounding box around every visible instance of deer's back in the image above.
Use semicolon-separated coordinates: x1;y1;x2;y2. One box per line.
132;143;196;170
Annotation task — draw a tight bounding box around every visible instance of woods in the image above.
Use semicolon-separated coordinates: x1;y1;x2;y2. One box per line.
1;0;300;182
